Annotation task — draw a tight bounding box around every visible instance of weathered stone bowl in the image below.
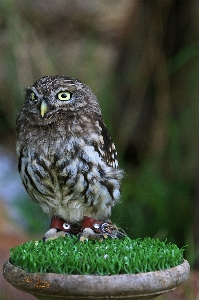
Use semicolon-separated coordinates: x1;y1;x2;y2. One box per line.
3;259;190;300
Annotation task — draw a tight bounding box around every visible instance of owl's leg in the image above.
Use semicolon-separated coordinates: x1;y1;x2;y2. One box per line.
78;216;126;242
43;216;81;242
43;216;126;242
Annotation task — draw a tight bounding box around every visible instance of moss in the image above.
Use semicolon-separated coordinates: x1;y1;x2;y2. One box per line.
10;237;185;276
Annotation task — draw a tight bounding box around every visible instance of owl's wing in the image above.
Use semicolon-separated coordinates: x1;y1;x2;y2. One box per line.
97;120;119;169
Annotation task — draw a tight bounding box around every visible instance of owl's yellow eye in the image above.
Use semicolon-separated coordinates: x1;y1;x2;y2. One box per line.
30;92;36;101
57;91;71;101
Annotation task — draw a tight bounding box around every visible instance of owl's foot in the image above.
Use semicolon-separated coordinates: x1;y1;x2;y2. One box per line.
78;228;104;242
43;216;81;242
78;216;126;242
43;228;71;242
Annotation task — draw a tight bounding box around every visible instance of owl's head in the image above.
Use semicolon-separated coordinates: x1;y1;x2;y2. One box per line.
23;76;101;124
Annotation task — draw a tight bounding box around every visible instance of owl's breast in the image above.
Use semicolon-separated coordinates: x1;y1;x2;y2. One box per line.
17;117;122;222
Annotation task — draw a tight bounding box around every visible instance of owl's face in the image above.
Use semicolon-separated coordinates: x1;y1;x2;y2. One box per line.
21;76;101;125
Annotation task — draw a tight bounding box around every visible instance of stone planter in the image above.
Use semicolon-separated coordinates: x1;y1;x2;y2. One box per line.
3;259;190;300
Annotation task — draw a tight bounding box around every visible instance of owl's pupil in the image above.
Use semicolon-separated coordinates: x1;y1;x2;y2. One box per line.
57;91;71;101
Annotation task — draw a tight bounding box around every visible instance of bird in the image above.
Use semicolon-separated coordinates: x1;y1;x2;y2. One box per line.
16;75;124;241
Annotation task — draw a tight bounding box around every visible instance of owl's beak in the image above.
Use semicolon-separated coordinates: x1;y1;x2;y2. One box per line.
40;101;49;117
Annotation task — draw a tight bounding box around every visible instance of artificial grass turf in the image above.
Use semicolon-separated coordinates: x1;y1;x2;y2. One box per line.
10;236;185;276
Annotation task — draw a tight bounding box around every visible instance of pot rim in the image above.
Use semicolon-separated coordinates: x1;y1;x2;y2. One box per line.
3;259;190;298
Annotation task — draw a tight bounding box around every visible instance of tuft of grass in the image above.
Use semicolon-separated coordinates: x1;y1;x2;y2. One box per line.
10;237;185;276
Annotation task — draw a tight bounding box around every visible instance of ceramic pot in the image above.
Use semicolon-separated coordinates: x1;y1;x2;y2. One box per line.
3;259;190;300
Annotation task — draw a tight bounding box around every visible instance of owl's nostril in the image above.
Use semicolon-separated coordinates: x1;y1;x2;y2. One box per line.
40;101;49;117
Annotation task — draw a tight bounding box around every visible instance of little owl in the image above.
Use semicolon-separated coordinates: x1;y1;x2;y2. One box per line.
16;76;124;240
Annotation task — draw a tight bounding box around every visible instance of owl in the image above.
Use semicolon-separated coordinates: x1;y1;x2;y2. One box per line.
16;76;124;241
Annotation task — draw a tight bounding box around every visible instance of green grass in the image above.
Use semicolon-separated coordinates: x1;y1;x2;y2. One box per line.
10;237;185;276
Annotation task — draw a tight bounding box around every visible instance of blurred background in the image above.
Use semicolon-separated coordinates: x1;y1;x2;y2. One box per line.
1;0;199;299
